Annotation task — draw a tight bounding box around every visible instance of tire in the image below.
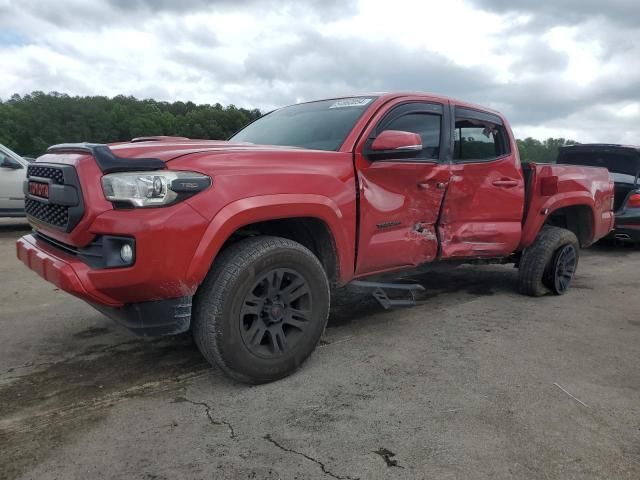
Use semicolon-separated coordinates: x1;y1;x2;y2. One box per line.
192;236;330;384
518;226;579;297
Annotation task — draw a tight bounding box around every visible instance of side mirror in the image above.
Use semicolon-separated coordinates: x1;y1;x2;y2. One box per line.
0;156;23;169
369;130;422;159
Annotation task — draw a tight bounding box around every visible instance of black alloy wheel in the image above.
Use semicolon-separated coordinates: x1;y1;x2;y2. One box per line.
548;243;577;295
518;226;580;297
240;268;312;358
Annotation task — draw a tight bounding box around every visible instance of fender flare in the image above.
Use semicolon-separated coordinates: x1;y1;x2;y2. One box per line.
520;191;597;249
185;194;354;287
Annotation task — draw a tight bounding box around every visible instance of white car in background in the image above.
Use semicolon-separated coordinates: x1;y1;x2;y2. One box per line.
0;144;29;217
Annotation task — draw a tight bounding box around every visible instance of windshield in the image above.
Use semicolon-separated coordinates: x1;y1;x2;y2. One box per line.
230;97;376;151
558;149;640;176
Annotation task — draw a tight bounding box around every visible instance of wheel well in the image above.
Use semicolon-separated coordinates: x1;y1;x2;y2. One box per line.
220;218;339;285
545;205;593;247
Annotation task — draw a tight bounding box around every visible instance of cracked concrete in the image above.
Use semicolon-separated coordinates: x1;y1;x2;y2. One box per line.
175;397;237;440
1;218;640;479
264;433;359;480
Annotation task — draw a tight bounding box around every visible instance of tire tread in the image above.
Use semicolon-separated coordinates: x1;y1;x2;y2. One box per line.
518;226;579;297
192;236;329;384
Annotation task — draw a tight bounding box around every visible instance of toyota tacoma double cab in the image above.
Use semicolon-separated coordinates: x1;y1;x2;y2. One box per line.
17;93;614;384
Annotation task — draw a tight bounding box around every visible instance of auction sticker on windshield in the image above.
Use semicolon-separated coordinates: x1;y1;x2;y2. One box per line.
329;98;373;108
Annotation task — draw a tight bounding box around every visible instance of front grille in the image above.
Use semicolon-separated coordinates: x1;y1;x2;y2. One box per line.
25;198;69;227
25;163;84;232
27;165;65;184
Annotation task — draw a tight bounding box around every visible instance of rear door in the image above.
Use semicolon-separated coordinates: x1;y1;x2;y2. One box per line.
438;106;524;258
354;100;452;275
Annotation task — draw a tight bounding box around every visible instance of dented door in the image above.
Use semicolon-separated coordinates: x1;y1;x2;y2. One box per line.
354;100;451;275
438;107;524;258
356;162;450;274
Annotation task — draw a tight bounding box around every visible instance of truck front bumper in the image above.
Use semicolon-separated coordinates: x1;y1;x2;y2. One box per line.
16;202;210;336
16;234;194;336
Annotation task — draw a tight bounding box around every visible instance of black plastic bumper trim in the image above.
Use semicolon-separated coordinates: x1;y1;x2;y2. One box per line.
35;231;135;269
90;296;192;336
611;226;640;242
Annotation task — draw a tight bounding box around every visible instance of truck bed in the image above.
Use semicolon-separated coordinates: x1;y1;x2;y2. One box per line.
519;163;614;249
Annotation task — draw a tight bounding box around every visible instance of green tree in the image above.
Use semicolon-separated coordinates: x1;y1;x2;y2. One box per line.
0;92;261;156
517;137;579;163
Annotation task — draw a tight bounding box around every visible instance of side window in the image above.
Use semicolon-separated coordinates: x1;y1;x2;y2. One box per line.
454;118;510;162
0;152;15;168
382;112;441;160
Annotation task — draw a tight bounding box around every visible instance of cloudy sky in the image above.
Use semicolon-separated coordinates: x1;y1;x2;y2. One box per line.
1;0;639;143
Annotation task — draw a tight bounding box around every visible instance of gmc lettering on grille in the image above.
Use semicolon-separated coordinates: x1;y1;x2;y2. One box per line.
29;182;49;198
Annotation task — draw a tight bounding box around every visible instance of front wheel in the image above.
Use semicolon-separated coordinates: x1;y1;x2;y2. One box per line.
518;226;580;297
192;236;330;384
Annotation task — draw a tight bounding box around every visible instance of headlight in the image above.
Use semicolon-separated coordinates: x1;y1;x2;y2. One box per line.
101;171;211;207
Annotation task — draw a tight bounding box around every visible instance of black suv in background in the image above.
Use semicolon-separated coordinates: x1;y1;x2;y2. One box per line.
558;144;640;242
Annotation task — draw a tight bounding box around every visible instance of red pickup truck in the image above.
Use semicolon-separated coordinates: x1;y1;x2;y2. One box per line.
17;93;614;383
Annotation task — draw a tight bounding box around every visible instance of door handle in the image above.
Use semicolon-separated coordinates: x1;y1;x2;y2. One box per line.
492;178;519;188
417;181;447;190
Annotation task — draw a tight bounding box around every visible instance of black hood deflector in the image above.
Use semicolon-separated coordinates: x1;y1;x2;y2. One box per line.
47;143;165;174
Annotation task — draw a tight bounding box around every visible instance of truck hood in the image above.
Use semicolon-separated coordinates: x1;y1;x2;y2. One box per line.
108;139;309;163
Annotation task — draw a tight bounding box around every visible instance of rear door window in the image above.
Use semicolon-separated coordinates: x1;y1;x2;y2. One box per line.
453;108;510;162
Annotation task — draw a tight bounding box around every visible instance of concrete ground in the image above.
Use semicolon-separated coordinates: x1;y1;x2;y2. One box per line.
1;217;639;480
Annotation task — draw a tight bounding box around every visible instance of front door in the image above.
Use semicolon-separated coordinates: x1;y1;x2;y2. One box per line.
355;101;451;275
438;106;524;258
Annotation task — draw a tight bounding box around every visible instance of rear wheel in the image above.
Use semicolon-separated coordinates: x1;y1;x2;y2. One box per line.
192;236;330;384
518;226;579;297
544;243;578;294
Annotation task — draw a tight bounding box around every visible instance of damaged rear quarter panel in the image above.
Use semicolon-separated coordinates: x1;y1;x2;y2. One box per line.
519;163;614;249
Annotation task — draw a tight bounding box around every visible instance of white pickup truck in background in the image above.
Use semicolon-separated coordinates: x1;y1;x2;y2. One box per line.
0;143;30;217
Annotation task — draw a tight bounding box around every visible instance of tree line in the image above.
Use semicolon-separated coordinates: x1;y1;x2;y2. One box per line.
516;137;578;163
1;91;576;161
0;91;261;156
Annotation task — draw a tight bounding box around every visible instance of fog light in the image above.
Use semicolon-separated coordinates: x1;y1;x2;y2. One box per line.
120;244;134;263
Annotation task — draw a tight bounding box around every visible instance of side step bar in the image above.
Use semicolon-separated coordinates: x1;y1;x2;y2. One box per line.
348;280;425;310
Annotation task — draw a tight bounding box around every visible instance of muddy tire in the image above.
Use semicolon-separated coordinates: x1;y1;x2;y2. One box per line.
518;226;580;297
192;236;330;384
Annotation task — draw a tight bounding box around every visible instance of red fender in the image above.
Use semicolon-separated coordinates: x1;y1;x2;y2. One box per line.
185;194;355;287
519;192;597;249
